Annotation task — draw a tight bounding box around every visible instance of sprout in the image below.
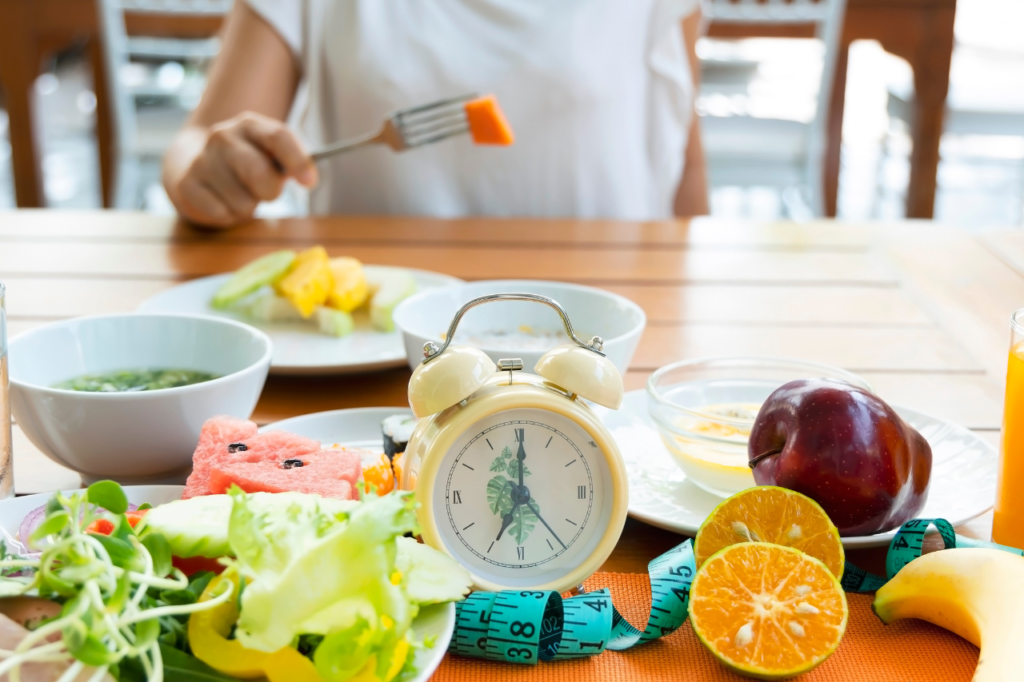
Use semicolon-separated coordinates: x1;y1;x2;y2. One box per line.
0;481;231;681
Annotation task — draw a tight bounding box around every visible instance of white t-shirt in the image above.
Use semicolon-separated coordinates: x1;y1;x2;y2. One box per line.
245;0;699;220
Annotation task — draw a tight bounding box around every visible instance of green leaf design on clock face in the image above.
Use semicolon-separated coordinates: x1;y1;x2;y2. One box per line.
506;459;531;479
490;446;515;473
486;476;513;516
510;502;538;545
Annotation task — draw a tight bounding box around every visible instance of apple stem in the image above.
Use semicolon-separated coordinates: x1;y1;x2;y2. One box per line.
748;449;782;469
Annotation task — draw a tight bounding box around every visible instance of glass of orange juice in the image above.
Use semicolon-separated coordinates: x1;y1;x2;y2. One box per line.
993;308;1024;548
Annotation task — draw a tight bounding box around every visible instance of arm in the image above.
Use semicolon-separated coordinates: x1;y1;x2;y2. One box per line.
673;8;710;217
162;2;318;228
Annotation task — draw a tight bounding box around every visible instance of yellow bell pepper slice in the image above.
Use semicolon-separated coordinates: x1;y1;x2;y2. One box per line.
275;246;334;318
190;570;410;682
384;639;410;682
263;645;337;682
189;572;273;678
190;571;330;682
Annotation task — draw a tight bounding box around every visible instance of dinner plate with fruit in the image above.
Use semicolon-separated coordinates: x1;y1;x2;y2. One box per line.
601;379;997;548
138;247;462;374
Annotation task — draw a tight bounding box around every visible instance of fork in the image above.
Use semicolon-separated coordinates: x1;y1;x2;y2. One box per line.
310;93;478;161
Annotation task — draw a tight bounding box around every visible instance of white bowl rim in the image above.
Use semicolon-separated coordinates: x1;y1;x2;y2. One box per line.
393;279;647;347
646;355;874;427
9;312;273;398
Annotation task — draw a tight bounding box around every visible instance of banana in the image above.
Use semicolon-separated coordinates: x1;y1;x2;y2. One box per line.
873;548;1024;682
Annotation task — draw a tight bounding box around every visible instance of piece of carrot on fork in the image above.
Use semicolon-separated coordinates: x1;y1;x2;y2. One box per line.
464;94;515;146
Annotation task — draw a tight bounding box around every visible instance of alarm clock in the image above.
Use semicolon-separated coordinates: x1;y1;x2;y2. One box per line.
399;293;629;593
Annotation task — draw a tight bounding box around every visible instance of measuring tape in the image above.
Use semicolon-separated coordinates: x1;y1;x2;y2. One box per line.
451;541;695;663
841;517;1023;593
450;518;1023;665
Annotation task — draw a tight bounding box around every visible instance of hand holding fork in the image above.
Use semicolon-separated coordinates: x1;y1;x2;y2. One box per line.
165;93;480;228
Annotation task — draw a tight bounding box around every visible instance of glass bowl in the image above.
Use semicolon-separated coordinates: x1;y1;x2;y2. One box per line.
646;357;873;498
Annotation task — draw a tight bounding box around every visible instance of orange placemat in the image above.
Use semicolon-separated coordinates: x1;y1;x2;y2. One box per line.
431;571;978;681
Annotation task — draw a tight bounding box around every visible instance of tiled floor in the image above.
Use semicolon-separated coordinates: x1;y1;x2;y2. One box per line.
1;0;1022;229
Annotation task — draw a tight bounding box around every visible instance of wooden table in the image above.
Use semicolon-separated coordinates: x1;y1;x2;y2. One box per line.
0;211;1016;576
1;0;954;219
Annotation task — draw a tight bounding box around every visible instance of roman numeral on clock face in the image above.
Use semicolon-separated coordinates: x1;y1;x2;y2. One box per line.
517;546;525;560
578;485;587;499
514;428;525;443
453;491;462;504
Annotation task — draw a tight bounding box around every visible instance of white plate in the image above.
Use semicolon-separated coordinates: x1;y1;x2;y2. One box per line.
0;485;453;682
600;390;998;548
261;407;413;448
138;267;462;375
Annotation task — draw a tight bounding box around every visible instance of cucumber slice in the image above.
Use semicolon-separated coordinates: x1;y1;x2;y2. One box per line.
140;492;357;559
213;250;296;309
139;494;232;558
365;268;417;332
316;306;355;337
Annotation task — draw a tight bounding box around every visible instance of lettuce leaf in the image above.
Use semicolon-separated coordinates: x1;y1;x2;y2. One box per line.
395;537;472;605
228;490;419;653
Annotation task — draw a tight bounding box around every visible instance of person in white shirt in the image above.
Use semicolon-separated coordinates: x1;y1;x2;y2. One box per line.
162;0;708;227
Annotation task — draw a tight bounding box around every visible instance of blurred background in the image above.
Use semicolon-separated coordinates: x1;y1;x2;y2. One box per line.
0;0;1020;229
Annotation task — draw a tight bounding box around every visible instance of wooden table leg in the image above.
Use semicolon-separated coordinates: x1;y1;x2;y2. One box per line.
905;5;956;220
824;40;850;218
0;0;45;208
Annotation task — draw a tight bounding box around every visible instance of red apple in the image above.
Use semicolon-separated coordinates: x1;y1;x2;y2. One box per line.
748;378;932;536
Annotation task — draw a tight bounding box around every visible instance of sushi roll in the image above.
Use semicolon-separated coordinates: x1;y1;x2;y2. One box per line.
382;414;417;460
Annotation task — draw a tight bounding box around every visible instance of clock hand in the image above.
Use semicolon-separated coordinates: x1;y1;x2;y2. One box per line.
525;499;567;550
516;430;526;490
496;500;520;541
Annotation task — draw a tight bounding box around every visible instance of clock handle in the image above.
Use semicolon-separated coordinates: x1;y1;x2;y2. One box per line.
421;292;605;364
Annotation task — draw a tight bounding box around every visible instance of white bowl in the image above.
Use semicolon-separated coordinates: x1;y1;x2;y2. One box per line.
8;314;272;483
393;280;646;374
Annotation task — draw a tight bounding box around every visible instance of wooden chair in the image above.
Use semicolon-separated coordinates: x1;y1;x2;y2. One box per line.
700;0;847;217
882;43;1024;223
96;0;230;208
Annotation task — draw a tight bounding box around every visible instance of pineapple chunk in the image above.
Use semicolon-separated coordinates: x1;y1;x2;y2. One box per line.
274;246;334;318
326;257;369;312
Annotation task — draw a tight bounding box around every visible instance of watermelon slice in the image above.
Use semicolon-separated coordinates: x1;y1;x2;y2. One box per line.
183;416;259;499
208;450;362;500
182;418;322;499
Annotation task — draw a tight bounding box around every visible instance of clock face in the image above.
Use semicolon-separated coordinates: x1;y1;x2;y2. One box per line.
432;407;613;587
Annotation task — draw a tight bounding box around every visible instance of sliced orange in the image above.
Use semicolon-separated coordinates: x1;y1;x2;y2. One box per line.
690;542;848;679
694;486;844;578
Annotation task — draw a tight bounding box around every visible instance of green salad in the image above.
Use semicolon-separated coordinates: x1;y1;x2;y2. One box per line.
0;483;471;682
55;369;220;393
